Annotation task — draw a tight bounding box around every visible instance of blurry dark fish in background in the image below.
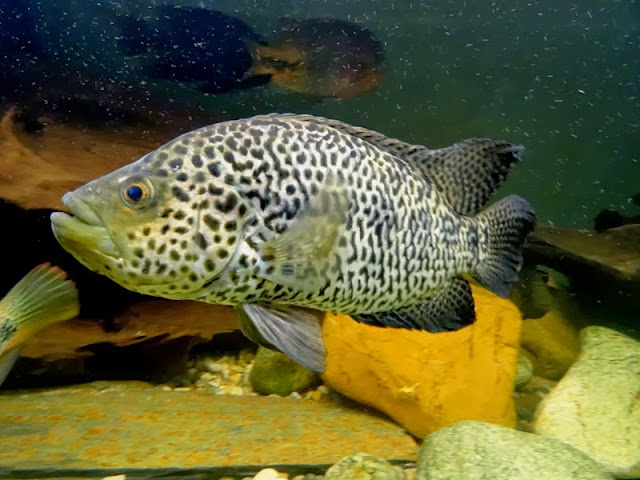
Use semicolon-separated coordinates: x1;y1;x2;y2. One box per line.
249;17;386;98
593;193;640;232
10;74;216;133
116;5;272;94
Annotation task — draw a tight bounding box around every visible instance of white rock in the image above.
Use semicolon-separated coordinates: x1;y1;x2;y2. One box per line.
229;386;245;396
534;326;640;478
203;359;226;374
253;467;285;480
416;421;613;480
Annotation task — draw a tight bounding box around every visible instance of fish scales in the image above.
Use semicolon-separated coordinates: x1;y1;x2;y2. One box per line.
135;116;476;313
51;113;536;372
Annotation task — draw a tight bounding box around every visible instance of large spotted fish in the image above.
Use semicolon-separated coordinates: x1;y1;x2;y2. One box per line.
50;113;535;373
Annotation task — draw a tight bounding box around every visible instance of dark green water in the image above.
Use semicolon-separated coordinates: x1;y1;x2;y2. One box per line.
20;0;639;228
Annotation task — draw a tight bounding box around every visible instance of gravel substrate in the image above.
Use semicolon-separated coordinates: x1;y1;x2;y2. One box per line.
161;347;331;400
159;348;411;480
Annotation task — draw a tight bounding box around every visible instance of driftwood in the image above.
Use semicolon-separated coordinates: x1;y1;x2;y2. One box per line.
524;223;640;312
0;106;217;211
21;300;238;360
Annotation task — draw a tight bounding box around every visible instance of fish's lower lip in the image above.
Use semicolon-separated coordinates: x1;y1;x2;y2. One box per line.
51;212;120;258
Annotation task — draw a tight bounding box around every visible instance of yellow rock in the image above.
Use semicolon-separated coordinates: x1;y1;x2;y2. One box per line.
321;285;522;439
520;309;580;380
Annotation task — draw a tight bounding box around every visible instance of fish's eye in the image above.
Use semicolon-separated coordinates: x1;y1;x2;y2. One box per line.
121;178;152;208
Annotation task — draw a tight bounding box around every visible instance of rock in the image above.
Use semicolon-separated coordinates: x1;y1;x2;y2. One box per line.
520;308;581;380
514;351;534;388
254;468;287;480
250;346;320;396
324;453;405;480
533;326;640;478
509;263;555;320
324;454;402;479
321;284;521;438
0;381;417;475
524;224;640;313
416;421;613;480
514;392;543;423
514;376;557;423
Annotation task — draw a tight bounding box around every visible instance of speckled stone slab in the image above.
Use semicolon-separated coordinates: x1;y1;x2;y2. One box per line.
0;381;416;478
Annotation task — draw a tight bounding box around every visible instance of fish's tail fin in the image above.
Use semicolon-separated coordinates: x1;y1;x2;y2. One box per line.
0;263;80;341
473;195;536;298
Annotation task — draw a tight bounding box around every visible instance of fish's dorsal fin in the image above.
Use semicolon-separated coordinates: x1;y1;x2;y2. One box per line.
262;113;426;159
352;277;476;332
409;139;524;216
260;113;523;216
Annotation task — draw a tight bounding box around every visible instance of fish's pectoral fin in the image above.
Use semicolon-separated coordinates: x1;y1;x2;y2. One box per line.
352;278;476;332
0;347;21;388
257;174;350;293
235;304;327;373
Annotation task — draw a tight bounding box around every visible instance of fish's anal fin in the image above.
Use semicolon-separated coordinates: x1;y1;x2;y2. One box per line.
0;347;20;388
235;304;327;373
257;175;350;293
352;278;476;332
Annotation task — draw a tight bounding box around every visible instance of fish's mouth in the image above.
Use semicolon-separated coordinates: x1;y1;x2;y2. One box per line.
50;194;120;259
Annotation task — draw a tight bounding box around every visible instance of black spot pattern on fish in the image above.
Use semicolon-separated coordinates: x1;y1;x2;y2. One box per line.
106;113;529;316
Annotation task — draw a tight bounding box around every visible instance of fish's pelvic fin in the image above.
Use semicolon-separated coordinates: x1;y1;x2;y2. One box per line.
0;263;80;339
257;175;350;293
234;304;276;350
352;277;476;332
0;347;20;388
473;195;536;298
235;304;327;373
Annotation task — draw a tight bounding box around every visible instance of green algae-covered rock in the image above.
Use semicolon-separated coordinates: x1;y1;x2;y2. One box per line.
533;326;640;478
0;381;417;475
250;346;320;396
325;452;405;480
416;421;612;480
514;350;534;389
